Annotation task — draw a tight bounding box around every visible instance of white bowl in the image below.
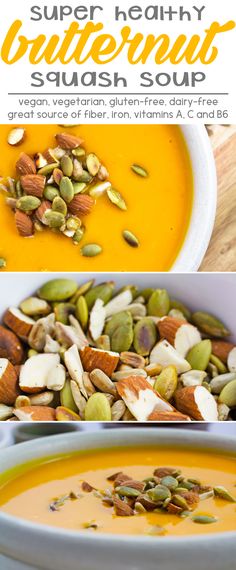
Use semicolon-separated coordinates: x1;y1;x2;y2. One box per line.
173;125;217;271
0;273;235;342
0;428;235;570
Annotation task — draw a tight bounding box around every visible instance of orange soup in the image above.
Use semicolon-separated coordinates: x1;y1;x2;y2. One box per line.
0;446;235;536
0;124;192;271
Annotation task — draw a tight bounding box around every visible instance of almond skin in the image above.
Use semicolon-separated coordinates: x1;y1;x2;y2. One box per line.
148;410;190;421
15;210;34;237
20;174;46;198
55;133;83;150
4;308;34;342
69;195;94;216
0;325;24;365
158;317;186;344
0;359;20;405
14;405;56;421
80;346;119;376
16;153;36;175
211;340;235;363
35;200;51;222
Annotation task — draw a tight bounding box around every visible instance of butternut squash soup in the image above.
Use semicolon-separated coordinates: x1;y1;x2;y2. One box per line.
0;446;235;536
0;124;192;271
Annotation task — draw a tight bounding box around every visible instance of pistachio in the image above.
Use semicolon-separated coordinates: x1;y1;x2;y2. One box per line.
73;182;87;195
105;311;133;353
192;515;218;524
60;379;78;412
85;282;114;310
59;176;74;203
123;230;139;248
187;340;212;371
43;185;60;201
86;153;100;176
76;296;88;330
107;188;127;211
154;365;178;401
89;181;111;198
38;163;59;176
219;379;236;407
52;196;67;216
60;155;73;177
20;297;50;316
84;393;112;421
131;164;148;177
44;210;65;229
79;243;102;257
192;312;230;338
73;228;84;244
214;486;236;502
16;195;41;212
54;303;75;325
133;317;157;356
147;485;171;502
38;279;78;301
148;289;170;317
0;258;6;269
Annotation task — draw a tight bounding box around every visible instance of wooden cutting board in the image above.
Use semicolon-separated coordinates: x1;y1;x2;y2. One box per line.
200;125;236;272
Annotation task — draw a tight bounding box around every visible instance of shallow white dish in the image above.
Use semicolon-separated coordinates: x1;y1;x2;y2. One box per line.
0;428;235;570
0;272;235;342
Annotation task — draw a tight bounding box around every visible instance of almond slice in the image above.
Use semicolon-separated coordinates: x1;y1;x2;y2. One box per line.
116;376;173;421
89;298;106;341
227;347;236;372
150;340;191;374
14;405;56;421
16;153;36;175
46;363;66;391
34;152;48;169
174;386;218;421
19;353;60;393
7;128;25;146
28;313;55;352
4;308;35;342
104;290;133;318
35;200;52;223
80;346;119;376
15;210;34;237
20;174;46;198
64;344;86;398
148;410;190;421
0;325;24;365
0;358;19;405
55;132;83;150
158;317;201;357
55;319;88;350
211;340;235;364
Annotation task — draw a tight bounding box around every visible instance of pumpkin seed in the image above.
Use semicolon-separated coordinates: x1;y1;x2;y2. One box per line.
43;185;59;201
76;296;88;329
154;366;178;401
133;317;157;356
73;182;87;195
147;485;171;502
79;170;93;183
170;299;191;320
73;228;84;244
60;155;73;177
186;340;212;371
72;148;86;158
38;279;78;301
0;258;6;269
115;486;140;498
86;153;100;176
60;379;78;412
123;230;139;248
139;288;154;302
219;379;236;407
81;244;102;257
107;188;127;211
85;282;114;310
84;393;112;421
214;486;236;502
44;210;65;229
131;164;148;177
38;162;59;175
172;495;188;510
59;176;74;203
105;311;133;353
20;297;50;316
54;303;75;325
210;354;227;374
52;196;67;216
160;476;178;491
192;515;218;524
16;195;41;211
148;289;170;317
192;312;230;338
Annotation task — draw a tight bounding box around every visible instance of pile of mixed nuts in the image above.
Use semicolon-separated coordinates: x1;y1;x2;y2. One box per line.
0;278;235;422
50;467;235;532
0;127;144;266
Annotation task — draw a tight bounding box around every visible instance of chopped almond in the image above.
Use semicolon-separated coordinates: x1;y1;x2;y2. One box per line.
0;358;19;405
80;346;119;376
19;353;60;393
148;410;190;421
14;405;56;421
150;339;191;374
4;308;35;342
211;340;235;363
174;386;218;421
158;317;201;357
117;375;173;421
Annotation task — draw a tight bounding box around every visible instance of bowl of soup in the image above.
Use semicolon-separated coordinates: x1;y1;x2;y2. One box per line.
0;124;216;272
0;428;235;570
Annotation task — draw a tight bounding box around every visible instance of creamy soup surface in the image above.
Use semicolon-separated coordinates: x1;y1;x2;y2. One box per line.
0;447;235;536
0;124;192;271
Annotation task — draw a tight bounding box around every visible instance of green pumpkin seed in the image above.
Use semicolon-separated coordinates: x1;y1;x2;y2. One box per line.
20;297;50;316
73;228;84;244
131;164;148;177
107;188;127;211
170;299;191;320
192;515;218;524
105;311;133;353
214;486;236;502
115;486;140;498
60;176;74;203
84;393;112;421
79;170;93;183
60;155;73;177
186;340;212;371
219;379;236;407
72;148;86;158
52;196;67;216
38;162;59;175
85;282;114;310
81;244;102;257
123;230;139;248
172;495;188;510
86;153;100;176
73;182;87;195
15;180;22;198
133;317;157;356
210;354;227;374
160;476;178;491
139;288;154;302
148;289;170;317
38;278;78;301
16;195;41;212
44;210;65;229
54;302;75;324
60;379;78;412
147;485;171;502
43;185;60;201
192;312;230;338
76;295;88;330
0;258;6;269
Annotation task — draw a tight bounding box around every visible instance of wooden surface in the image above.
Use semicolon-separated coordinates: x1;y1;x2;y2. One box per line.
200;125;236;272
